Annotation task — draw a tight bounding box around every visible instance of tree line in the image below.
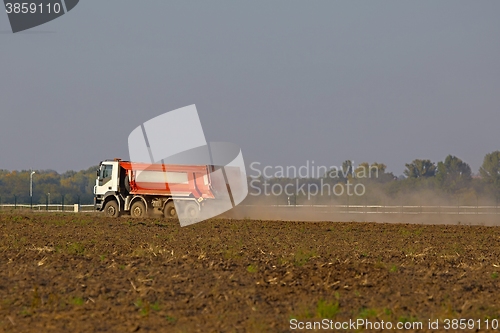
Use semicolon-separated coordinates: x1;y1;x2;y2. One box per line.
0;151;499;206
0;166;97;205
247;151;500;206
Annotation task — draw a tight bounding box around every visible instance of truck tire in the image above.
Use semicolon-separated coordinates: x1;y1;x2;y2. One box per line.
104;200;120;218
130;201;146;218
184;202;200;219
124;175;131;193
163;201;178;219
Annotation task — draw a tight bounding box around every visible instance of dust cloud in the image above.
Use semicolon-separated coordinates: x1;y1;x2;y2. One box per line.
223;187;500;226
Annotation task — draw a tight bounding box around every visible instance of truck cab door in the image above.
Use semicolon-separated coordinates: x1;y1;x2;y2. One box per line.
96;163;118;195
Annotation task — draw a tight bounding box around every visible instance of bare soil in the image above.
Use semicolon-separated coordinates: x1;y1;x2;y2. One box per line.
1;212;500;332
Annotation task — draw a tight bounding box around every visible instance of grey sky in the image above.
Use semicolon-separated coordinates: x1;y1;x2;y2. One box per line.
1;1;499;175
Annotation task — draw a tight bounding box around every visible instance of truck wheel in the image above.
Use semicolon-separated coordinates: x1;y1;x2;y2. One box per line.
104;200;120;217
184;202;200;219
130;201;146;218
163;201;178;219
124;175;131;193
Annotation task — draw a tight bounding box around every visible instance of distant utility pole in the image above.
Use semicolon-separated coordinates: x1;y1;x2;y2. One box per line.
30;170;35;209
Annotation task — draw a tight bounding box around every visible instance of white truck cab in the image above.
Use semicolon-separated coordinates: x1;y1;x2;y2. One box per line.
94;160;120;210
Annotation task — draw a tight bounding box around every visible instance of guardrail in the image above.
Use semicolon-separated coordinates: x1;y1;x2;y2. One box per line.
1;204;499;216
239;204;500;215
0;204;96;212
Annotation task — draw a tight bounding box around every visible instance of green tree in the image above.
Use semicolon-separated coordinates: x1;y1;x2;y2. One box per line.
404;159;436;178
479;151;500;200
354;162;394;182
436;155;472;192
342;160;353;179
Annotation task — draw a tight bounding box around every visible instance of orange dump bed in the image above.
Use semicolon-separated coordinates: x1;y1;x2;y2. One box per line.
119;161;215;199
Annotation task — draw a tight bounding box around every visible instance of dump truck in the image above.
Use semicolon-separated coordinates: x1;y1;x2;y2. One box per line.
94;159;235;219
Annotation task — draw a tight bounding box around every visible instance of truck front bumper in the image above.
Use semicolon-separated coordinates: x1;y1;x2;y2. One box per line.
94;196;103;211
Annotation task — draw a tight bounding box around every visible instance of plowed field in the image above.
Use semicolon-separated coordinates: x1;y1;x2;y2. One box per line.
1;213;499;332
